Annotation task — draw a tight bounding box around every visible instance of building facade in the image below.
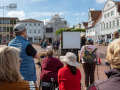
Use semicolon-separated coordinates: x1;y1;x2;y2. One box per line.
74;23;81;29
100;0;120;39
0;17;18;43
81;22;88;36
86;10;102;42
18;19;44;43
44;14;69;43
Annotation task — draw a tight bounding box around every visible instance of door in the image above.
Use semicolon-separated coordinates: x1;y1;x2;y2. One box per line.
49;38;52;43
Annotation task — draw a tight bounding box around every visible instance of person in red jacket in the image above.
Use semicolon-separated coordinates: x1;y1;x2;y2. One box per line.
40;50;63;88
58;52;82;90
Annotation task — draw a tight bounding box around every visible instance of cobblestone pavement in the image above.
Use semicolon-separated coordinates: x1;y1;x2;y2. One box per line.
0;44;109;90
32;44;109;90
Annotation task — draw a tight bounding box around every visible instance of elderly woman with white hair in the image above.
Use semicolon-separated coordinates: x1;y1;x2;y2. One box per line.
0;46;38;90
58;52;82;90
87;38;120;90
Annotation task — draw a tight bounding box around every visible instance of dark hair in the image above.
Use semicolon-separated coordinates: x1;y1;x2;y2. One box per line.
68;65;77;75
86;40;94;45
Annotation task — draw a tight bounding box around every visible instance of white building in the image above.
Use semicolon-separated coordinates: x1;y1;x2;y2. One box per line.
100;0;120;39
44;14;69;43
74;23;81;29
81;22;88;36
18;19;44;43
86;10;102;41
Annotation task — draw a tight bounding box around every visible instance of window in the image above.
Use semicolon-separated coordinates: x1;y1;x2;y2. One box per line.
4;20;6;24
25;23;27;26
7;35;9;40
113;20;115;27
46;28;53;33
111;11;113;16
38;23;40;26
55;24;57;26
38;30;40;33
29;30;31;33
104;23;105;29
13;20;16;24
10;35;13;40
10;20;13;24
104;14;106;18
34;30;36;33
34;23;36;26
0;27;2;32
26;30;27;33
3;27;6;32
108;13;109;17
117;19;119;26
106;23;108;29
0;20;2;24
29;23;31;26
7;20;9;24
109;22;111;28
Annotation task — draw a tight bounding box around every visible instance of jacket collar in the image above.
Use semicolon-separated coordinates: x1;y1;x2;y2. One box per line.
105;68;120;78
16;35;27;41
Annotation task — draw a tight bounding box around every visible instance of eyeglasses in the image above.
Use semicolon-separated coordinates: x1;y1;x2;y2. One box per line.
19;58;23;64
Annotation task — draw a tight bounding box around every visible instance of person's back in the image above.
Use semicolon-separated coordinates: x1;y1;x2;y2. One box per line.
58;65;81;90
0;80;38;90
8;24;40;83
40;57;63;81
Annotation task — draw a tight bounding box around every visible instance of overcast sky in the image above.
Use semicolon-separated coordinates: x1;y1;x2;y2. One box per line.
0;0;119;27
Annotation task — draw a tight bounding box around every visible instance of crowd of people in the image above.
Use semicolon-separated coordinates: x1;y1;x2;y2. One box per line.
0;23;120;90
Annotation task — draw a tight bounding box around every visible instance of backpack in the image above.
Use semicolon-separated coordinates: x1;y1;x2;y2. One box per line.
82;46;97;63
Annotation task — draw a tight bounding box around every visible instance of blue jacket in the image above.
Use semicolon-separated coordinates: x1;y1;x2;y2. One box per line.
43;41;47;48
8;36;37;83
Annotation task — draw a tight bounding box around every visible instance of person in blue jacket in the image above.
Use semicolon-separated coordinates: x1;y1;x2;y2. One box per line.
43;39;47;50
8;24;40;83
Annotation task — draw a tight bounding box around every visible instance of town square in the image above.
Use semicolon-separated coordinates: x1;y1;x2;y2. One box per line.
0;0;120;90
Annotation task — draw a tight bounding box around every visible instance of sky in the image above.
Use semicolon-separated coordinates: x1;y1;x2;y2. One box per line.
0;0;120;27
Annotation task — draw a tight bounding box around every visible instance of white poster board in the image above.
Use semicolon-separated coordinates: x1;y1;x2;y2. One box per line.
63;32;81;49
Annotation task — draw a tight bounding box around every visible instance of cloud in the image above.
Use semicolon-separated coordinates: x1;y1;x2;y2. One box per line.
30;0;43;3
95;0;107;3
43;19;50;25
6;11;25;20
81;12;86;15
77;18;79;20
29;12;65;17
75;13;80;16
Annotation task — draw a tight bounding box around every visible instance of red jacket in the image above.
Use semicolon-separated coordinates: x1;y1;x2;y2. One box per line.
40;57;63;81
58;65;82;90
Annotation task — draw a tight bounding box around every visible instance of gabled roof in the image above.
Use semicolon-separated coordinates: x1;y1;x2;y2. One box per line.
115;1;120;5
82;22;88;28
91;10;102;21
87;12;102;29
86;10;102;29
19;19;43;23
